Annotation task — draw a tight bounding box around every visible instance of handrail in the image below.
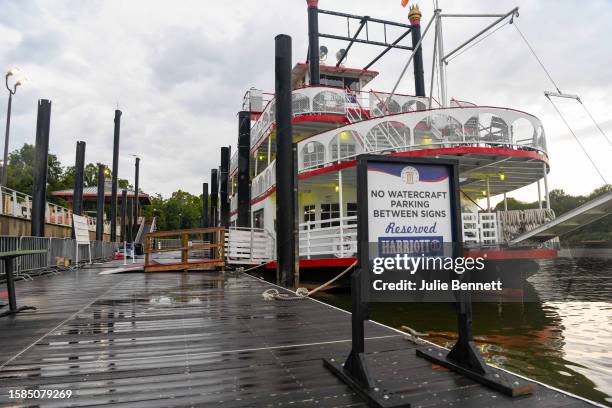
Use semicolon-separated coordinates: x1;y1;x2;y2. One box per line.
144;227;226;272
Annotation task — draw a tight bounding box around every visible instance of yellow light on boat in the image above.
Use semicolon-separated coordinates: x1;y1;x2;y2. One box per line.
498;173;505;182
258;154;264;161
340;131;350;141
334;185;339;193
423;136;432;145
482;190;487;197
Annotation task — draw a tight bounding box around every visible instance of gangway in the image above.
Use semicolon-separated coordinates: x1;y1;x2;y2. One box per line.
509;191;612;245
144;227;225;272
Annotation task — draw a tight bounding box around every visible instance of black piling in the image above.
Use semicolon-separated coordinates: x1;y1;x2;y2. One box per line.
220;147;230;228
237;111;251;228
134;157;140;237
210;169;218;228
202;183;209;228
275;34;296;288
410;9;426;97
307;0;320;86
96;164;105;241
120;189;127;242
110;110;121;242
31;99;51;237
73;141;86;216
127;197;133;242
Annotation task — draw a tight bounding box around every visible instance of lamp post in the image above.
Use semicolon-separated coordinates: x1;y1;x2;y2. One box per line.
1;67;26;187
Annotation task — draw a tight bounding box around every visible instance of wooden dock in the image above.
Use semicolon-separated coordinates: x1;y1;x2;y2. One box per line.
0;262;596;407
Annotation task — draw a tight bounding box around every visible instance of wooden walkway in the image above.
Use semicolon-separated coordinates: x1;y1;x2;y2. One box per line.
0;263;595;407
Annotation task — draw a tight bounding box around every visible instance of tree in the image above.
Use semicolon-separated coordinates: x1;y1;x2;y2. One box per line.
141;190;203;231
6;143;70;205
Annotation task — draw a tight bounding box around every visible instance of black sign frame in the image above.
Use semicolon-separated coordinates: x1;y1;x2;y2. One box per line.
323;155;533;407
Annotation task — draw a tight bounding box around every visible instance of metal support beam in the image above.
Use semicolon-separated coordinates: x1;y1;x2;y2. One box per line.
237;111;251;227
410;13;426;96
319;33;413;51
307;1;320;85
31;99;51;237
543;163;550;210
202;183;209;228
73;141;86;216
336;17;368;67
210;169;218;228
442;7;519;63
220;146;230;228
110;110;121;242
363;28;411;71
96;164;105;241
134;157;140;237
275;34;296;288
318;8;412;29
128;197;133;242
120;189;127;242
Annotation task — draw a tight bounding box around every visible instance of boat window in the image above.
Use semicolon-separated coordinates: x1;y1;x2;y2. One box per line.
292;93;310;115
321;203;340;228
330;130;358;160
476;113;509;144
320;74;344;88
536;125;546;151
253;209;264;229
265;170;272;189
303;141;326;168
373;99;401;116
313;91;345;114
414;115;462;146
402;99;427;112
365;121;410;151
303;205;316;230
511;117;536;146
346;203;357;225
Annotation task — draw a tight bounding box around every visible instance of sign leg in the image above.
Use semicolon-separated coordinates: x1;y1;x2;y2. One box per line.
416;272;534;397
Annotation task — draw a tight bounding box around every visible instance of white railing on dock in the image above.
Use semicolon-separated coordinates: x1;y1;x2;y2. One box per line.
225;227;275;264
0;185;110;233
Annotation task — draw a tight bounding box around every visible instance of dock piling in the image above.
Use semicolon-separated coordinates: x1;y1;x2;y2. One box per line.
237;111;251;228
95;164;105;241
110;110;121;242
31;99;51;237
275;34;296;288
220;146;230;228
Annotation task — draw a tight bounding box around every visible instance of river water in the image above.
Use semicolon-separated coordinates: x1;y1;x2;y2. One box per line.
312;256;612;405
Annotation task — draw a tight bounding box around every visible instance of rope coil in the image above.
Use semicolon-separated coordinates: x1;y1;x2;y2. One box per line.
262;260;358;301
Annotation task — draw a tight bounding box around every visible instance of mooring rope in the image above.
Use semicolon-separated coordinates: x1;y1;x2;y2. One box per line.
262;260;358;301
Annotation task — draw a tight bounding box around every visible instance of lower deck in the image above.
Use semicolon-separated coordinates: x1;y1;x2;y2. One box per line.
0;264;594;407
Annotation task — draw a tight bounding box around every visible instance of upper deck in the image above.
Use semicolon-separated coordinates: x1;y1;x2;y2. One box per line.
231;85;549;202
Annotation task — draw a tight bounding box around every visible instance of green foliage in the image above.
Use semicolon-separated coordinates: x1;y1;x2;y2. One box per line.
6;143;69;205
5;143;133;206
142;190;204;231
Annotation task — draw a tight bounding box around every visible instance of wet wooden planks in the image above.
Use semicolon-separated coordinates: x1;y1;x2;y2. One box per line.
0;268;594;407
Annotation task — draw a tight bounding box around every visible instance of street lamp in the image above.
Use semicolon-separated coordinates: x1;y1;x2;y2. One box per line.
1;67;27;187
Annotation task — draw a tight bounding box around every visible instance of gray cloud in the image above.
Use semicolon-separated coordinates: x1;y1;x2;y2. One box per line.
0;0;609;201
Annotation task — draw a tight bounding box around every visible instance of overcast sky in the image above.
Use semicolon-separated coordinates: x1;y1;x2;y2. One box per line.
0;0;610;203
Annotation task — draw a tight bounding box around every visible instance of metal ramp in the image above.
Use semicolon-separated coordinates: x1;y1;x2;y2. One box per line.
509;191;612;245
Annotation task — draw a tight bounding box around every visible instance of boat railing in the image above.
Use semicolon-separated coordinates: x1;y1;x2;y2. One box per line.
299;216;358;259
0;185;111;233
296;106;547;172
296;213;502;259
225;227;275;264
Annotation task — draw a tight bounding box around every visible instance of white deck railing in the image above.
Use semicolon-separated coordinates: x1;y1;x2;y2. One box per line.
0;185;110;234
225;227;275;264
